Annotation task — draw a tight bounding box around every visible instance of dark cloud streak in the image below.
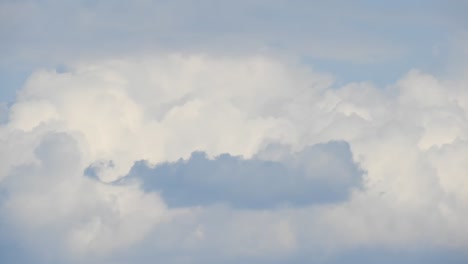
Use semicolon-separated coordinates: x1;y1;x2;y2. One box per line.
114;141;363;209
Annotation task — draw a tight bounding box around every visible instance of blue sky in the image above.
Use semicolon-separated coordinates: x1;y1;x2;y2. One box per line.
1;1;468;263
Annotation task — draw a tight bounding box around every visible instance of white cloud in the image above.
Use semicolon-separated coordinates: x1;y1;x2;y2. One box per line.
7;55;332;180
1;54;468;263
0;131;175;262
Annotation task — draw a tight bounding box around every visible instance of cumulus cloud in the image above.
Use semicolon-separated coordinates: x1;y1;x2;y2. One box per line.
6;55;333;181
0;131;174;263
0;54;468;263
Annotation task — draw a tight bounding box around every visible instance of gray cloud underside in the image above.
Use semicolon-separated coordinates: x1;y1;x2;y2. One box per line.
107;141;363;209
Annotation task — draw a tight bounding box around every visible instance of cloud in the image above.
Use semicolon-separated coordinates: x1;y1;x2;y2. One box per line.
0;0;458;70
0;131;175;263
0;54;468;263
116;140;363;209
1;0;463;105
0;0;402;61
308;248;468;264
5;54;333;181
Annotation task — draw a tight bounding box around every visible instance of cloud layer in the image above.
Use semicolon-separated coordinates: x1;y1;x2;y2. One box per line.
3;0;465;103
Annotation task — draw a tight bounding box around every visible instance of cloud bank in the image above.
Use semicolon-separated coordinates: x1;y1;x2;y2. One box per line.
0;54;468;263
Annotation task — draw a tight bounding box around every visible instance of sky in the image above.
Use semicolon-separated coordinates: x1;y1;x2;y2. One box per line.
0;0;468;263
